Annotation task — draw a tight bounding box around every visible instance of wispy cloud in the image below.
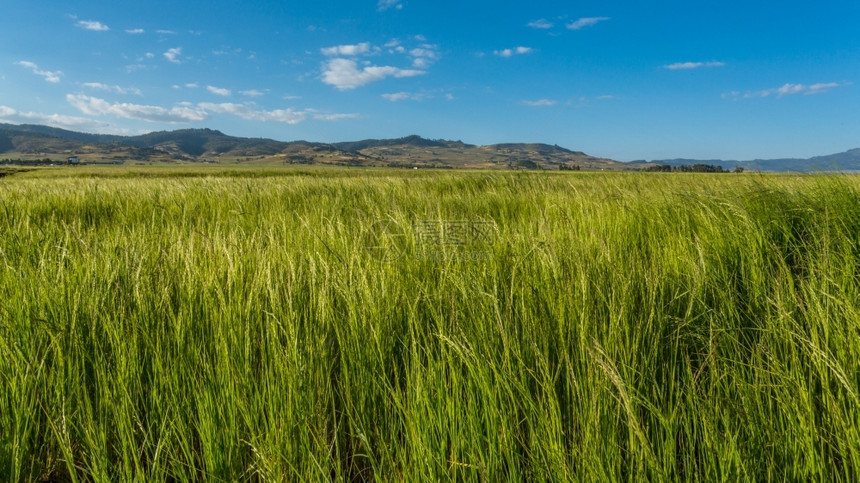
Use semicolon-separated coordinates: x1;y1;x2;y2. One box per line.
378;0;403;11
199;102;358;123
527;19;554;29
494;46;532;58
206;85;232;96
566;17;610;30
522;99;557;107
382;91;430;102
125;28;145;34
240;89;266;97
664;61;725;70
199;102;304;123
76;20;109;31
67;94;209;123
163;48;182;64
723;82;850;100
82;82;142;96
213;47;243;56
409;44;439;68
321;58;424;90
382;92;412;102
321;42;372;56
157;30;176;35
566;95;617;108
16;61;62;83
806;82;845;94
308;111;361;121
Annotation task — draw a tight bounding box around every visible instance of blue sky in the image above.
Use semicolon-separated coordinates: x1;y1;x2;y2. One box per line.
1;0;857;160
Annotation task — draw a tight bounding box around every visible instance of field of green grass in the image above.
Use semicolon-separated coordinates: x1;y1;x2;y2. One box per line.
1;167;859;481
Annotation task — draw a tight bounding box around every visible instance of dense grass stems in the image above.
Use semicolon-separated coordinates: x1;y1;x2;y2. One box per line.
1;168;859;481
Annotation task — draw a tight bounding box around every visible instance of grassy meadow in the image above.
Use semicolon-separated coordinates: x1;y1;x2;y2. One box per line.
1;166;860;481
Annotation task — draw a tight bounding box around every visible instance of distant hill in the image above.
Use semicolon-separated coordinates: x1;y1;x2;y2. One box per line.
653;148;860;173
0;124;624;170
0;123;125;144
121;128;306;157
331;134;473;152
0;124;328;162
0;122;856;171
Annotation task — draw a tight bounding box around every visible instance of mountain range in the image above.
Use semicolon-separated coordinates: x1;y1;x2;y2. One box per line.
650;150;860;173
0;123;857;172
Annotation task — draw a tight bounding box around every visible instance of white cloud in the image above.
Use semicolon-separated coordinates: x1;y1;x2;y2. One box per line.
206;85;232;96
664;61;725;70
321;58;424;90
186;83;199;88
725;82;850;100
566;17;610;30
321;42;372;56
164;47;182;64
126;28;145;34
494;46;532;57
378;0;403;11
522;99;557;107
67;94;209;123
310;111;360;121
157;30;176;35
527;19;553;29
76;20;109;31
409;44;440;68
199;102;305;123
198;102;358;123
382;92;412;102
213;48;243;56
240;89;265;97
774;84;806;96
382;91;428;102
410;48;435;57
807;82;843;94
16;61;62;83
0;105;129;134
145;53;155;59
82;82;142;96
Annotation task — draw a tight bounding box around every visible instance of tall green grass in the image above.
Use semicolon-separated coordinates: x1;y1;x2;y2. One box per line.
1;169;859;481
